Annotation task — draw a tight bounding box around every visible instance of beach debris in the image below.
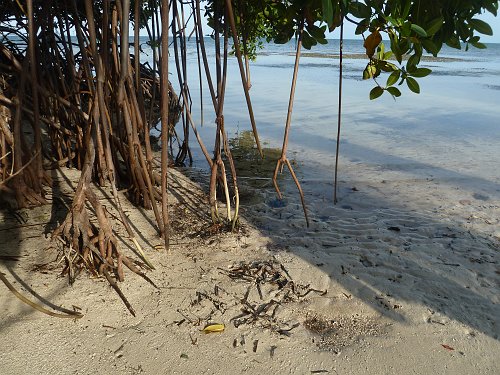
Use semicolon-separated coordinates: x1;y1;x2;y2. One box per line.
253;339;259;352
201;323;225;334
441;344;455;351
194;291;227;313
388;226;401;232
218;259;326;334
277;323;300;336
375;295;399;310
221;259;326;298
304;313;381;353
359;255;375;268
270;345;277;358
113;341;126;358
189;334;198;345
180;259;326;337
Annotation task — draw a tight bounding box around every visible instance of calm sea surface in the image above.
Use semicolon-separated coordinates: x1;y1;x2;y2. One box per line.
150;38;500;195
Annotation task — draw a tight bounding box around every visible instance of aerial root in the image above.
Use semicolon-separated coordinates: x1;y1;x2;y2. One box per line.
272;157;310;227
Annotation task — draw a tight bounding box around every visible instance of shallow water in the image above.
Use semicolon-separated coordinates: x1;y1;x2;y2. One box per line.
150;38;500;202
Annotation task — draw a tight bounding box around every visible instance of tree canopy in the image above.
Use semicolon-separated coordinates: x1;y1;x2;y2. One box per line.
202;0;498;97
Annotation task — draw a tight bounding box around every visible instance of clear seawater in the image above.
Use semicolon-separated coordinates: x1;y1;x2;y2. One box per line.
146;38;500;195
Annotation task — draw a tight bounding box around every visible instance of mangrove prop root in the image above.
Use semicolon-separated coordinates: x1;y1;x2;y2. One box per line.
272;20;309;227
224;0;263;158
0;272;83;319
103;269;136;317
0;0;321;314
334;17;345;205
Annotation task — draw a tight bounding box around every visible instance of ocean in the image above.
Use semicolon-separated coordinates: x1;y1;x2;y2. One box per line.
148;37;500;205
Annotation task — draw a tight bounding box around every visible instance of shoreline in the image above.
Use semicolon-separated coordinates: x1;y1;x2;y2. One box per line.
261;51;470;62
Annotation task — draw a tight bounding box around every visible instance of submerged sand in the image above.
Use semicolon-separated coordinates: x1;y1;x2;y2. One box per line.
0;163;499;374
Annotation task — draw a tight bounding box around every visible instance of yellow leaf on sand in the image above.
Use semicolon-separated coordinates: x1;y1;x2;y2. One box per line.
364;30;382;58
201;323;225;333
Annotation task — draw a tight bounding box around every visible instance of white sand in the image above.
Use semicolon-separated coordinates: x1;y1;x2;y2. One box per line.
1;163;499;374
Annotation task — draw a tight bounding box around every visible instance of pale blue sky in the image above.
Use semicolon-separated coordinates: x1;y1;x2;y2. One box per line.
335;11;500;43
153;8;500;44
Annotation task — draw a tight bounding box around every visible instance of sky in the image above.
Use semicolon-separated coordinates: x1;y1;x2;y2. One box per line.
141;7;500;44
330;11;500;43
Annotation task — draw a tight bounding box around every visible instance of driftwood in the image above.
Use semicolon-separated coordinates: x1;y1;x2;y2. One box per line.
220;260;327;333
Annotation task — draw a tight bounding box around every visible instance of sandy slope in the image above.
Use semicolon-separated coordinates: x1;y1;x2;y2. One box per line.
1;166;499;375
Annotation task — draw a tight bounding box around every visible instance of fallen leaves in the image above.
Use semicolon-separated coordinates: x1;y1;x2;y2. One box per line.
201;323;225;334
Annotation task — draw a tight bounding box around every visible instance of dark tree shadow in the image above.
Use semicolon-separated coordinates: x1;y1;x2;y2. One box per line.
0;167;78;331
228;145;500;341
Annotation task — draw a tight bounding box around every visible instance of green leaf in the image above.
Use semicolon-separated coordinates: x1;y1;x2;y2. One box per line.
377;42;385;59
389;32;403;64
446;35;461;49
401;0;411;19
385;15;399;27
406;54;420;71
355;20;369;35
401;21;412;37
410;68;432;78
386;86;402;97
406;77;420;94
410;23;428;37
421;39;439;56
469;18;493;36
302;32;316;50
322;0;334;26
471;41;487;49
458;20;471;40
369;86;384;100
386;70;401;86
363;63;377;80
485;2;498;16
434;39;443;54
426;17;444;36
379;61;398;72
307;24;326;40
350;2;371;19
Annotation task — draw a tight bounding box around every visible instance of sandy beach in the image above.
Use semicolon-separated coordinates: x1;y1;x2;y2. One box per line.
1;0;499;371
1;158;499;374
1;32;500;375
